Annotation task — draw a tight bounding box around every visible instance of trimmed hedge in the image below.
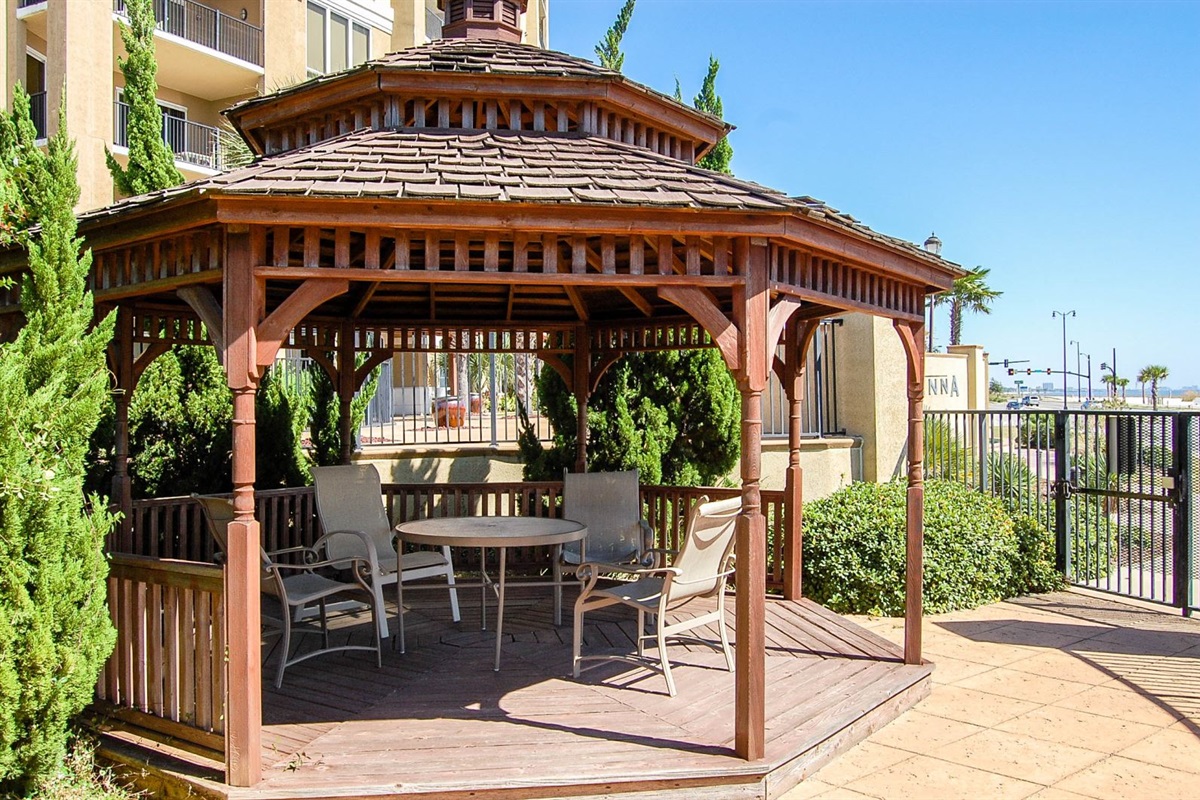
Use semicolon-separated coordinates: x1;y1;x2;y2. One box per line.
802;480;1062;616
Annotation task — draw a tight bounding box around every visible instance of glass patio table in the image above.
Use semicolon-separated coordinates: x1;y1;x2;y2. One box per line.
393;516;587;671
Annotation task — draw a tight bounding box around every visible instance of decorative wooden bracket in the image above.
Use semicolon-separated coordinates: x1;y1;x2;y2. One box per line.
176;285;225;356
255;279;349;370
767;297;803;360
657;285;740;372
354;349;393;387
133;341;172;385
590;351;622;395
540;354;572;389
893;319;925;387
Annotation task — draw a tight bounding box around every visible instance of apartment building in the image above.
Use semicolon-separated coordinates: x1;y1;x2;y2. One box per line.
1;0;549;210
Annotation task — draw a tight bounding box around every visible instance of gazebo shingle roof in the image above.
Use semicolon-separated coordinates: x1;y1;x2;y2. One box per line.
78;129;947;266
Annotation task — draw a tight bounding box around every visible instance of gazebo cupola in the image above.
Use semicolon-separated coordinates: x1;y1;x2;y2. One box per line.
439;0;527;42
223;37;731;166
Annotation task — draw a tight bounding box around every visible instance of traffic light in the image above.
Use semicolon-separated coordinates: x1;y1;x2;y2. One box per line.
1008;368;1015;376
1026;369;1033;375
1003;359;1010;368
1048;368;1053;375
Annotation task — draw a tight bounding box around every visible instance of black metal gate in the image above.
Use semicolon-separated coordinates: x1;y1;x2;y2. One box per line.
925;409;1196;612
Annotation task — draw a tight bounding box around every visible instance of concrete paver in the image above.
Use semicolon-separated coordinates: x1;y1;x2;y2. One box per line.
781;590;1200;800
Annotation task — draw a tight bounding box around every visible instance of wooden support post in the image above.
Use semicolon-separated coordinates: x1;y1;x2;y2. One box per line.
894;319;926;666
338;323;356;464
111;307;135;552
573;326;590;473
782;320;817;601
734;238;768;761
222;228;262;787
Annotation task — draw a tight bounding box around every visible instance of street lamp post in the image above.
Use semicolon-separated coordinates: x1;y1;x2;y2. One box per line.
1070;340;1088;401
1052;310;1075;409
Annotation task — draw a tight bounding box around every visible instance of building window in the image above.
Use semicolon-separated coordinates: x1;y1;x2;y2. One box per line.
26;49;47;140
307;1;371;78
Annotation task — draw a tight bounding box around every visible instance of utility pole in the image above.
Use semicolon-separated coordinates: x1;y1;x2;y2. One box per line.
1052;310;1075;409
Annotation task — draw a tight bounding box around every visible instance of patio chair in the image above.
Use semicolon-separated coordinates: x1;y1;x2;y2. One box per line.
193;495;381;689
552;469;654;625
312;464;460;640
572;495;741;697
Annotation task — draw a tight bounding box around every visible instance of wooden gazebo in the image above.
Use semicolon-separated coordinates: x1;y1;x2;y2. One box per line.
1;11;956;795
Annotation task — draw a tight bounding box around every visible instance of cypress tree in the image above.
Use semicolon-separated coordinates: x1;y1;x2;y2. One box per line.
0;92;117;793
105;0;184;196
595;0;636;72
693;56;733;175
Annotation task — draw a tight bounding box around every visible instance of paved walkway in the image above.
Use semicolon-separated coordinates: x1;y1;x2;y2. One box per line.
782;591;1200;800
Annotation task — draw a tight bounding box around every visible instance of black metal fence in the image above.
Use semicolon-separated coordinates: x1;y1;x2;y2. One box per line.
114;0;263;66
114;101;225;171
926;408;1197;612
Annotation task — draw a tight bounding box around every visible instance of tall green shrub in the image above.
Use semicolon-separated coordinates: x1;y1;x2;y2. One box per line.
521;349;739;486
0;96;117;794
308;359;380;467
105;0;184;196
128;345;232;497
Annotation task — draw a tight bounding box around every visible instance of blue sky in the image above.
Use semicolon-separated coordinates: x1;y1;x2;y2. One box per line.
547;1;1200;389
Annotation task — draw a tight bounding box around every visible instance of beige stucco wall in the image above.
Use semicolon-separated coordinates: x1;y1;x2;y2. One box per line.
758;437;859;497
262;0;307;92
948;343;989;409
4;0;24;108
390;0;426;49
355;446;528;484
835;313;908;483
924;352;969;411
353;435;858;500
48;0;115;211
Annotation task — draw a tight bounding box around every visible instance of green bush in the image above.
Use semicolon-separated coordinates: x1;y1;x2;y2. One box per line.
1016;413;1054;449
1008;512;1065;595
802;480;1059;616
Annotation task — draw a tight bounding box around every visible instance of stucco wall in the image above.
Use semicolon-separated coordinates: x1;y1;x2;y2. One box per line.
354;435;859;501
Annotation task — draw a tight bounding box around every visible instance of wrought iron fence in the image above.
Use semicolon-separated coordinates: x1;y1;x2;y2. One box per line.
114;101;224;171
926;408;1197;612
763;319;843;437
114;0;263;66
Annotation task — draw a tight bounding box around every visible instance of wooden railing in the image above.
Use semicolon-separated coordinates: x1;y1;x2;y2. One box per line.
114;481;788;591
95;554;226;760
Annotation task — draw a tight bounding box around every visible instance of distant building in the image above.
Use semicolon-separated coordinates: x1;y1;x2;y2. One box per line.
2;0;549;210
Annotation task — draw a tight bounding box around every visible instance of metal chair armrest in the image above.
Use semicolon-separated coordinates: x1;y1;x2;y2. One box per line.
314;529;383;578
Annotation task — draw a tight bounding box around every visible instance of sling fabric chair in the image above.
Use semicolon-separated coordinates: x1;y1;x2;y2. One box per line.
312;464;460;640
552;469;654;625
193;495;381;689
572;495;740;697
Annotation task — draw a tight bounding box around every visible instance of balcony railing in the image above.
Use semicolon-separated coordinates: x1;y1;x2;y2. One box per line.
29;91;47;140
114;101;226;172
16;0;46;9
114;0;263;67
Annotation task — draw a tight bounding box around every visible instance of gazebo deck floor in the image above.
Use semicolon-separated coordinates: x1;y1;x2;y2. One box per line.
103;585;931;800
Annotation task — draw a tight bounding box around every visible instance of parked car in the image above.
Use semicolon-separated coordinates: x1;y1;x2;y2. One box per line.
1021;395;1041;407
1006;400;1022;410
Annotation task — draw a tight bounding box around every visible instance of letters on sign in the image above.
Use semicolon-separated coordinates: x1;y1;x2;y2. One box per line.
926;374;960;397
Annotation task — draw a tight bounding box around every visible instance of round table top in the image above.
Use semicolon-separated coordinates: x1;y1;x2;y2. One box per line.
394;516;587;548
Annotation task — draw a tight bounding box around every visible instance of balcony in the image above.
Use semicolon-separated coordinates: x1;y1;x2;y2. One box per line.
114;0;262;66
113;101;228;173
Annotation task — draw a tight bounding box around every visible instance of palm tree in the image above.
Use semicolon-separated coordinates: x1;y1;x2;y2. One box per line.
948;267;1001;346
1116;376;1130;402
1138;365;1169;409
1101;373;1117;400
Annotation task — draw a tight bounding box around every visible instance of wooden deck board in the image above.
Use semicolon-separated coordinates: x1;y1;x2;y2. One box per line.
128;587;929;799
